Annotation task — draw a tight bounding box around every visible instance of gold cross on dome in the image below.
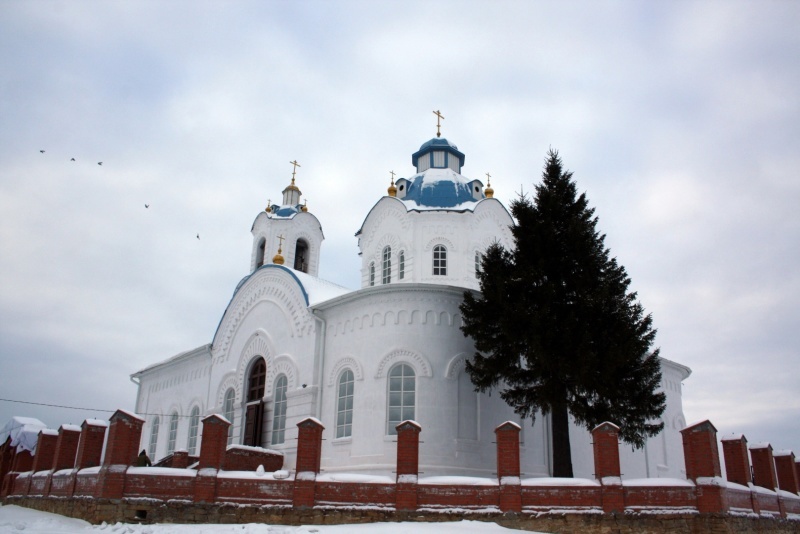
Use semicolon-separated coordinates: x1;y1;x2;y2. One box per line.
485;172;491;186
277;234;285;252
390;170;396;183
289;160;301;183
433;110;444;137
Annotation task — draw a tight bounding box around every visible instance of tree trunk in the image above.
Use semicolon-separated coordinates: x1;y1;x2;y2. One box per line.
551;401;574;477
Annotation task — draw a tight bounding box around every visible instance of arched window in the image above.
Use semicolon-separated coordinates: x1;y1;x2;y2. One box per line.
382;246;392;284
167;412;179;455
336;369;354;439
474;251;481;278
294;239;309;273
148;416;160;460
433;245;447;276
271;374;288;445
369;262;375;286
248;358;266;402
244;358;267;447
398;251;405;280
387;364;415;435
256;237;266;268
223;388;236;445
187;406;200;455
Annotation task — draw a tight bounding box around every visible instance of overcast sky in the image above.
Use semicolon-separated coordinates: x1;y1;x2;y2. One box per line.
1;1;798;461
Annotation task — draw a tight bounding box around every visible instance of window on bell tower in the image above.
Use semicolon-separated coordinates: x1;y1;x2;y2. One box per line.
433;245;447;276
294;239;309;273
382;246;392;284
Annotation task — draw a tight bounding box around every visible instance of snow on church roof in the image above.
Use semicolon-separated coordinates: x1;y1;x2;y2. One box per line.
401;168;480;209
290;268;352;305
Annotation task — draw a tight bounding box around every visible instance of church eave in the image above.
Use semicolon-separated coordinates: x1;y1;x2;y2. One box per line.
131;343;212;378
310;282;471;312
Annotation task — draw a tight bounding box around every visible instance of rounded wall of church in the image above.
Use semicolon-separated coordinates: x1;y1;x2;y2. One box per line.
314;284;550;478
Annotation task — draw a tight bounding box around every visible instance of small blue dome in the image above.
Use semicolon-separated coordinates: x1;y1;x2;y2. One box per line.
411;137;465;170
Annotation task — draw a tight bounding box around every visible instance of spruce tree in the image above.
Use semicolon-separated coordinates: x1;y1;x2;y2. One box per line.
460;149;665;477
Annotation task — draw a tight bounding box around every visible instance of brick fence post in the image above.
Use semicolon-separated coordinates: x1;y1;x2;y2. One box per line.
0;438;14;498
97;410;145;500
75;419;108;470
721;434;751;486
774;451;798;494
293;417;324;509
44;424;82;497
496;421;521;512
4;450;34;498
172;450;189;469
681;420;727;513
194;414;230;503
750;443;778;491
27;429;58;496
592;422;623;514
396;420;421;511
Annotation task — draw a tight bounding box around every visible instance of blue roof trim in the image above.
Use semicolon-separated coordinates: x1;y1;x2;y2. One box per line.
211;264;310;346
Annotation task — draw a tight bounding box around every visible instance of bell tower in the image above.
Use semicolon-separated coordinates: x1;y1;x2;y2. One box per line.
250;161;324;276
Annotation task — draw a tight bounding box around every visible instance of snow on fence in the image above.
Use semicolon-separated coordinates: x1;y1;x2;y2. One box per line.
2;411;800;522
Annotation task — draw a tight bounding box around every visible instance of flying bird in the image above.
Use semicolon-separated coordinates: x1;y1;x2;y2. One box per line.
71;158;75;161
196;234;200;240
144;204;150;209
97;162;103;166
40;150;45;153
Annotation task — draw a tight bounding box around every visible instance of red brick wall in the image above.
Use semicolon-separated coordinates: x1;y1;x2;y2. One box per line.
124;472;195;500
222;447;283;472
315;482;395;507
417;484;500;509
103;410;144;467
520;485;603;509
774;452;799;494
215;477;293;504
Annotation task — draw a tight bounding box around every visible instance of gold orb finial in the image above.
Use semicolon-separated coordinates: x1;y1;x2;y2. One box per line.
272;235;285;265
388;170;397;197
301;199;308;212
485;172;494;198
265;199;272;213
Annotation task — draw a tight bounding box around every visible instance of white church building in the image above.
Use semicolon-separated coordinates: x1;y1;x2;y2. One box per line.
131;131;691;480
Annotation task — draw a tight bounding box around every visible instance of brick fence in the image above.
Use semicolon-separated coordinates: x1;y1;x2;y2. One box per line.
2;411;800;531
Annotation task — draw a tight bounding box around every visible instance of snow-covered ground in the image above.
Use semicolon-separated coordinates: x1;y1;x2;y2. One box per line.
0;504;535;533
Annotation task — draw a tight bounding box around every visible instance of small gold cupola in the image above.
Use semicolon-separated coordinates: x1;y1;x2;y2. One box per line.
484;172;494;198
272;235;285;265
301;199;308;212
265;199;272;213
388;170;397;197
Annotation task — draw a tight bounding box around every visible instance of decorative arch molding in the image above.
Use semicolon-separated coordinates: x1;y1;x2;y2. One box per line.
266;355;299;396
445;353;471;380
375;349;433;379
234;331;274;396
327;356;365;386
186;398;205;417
361;200;410;252
370;233;407;268
425;236;456;252
212;269;314;361
216;373;239;409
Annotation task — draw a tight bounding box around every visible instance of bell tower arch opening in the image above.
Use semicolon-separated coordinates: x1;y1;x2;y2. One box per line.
294;239;309;273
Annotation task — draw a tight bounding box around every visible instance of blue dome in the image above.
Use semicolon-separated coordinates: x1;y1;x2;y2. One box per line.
402;169;477;208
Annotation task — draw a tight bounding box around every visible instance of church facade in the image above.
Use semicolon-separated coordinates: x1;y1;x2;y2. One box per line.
131;133;691;480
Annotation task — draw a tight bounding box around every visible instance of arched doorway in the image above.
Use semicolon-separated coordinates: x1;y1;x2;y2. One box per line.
243;357;266;446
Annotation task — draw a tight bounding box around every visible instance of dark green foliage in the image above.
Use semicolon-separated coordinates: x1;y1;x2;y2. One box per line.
460;149;665;477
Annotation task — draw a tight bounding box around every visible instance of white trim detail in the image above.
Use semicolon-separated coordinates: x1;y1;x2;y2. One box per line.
375;348;433;379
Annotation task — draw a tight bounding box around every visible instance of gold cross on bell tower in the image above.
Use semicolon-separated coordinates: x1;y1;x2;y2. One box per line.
433;110;444;138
